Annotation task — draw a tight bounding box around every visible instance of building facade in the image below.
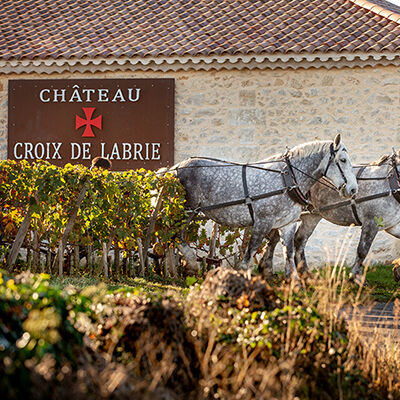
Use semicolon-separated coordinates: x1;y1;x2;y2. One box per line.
1;0;400;266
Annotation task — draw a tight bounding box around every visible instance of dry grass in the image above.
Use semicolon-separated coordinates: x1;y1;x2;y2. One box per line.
183;260;400;399
3;253;400;399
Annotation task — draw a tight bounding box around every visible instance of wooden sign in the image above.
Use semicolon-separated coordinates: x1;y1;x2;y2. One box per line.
8;79;174;170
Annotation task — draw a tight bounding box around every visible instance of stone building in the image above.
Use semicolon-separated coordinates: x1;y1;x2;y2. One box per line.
1;0;400;267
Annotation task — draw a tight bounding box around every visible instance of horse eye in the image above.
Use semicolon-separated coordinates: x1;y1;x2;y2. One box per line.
340;158;347;163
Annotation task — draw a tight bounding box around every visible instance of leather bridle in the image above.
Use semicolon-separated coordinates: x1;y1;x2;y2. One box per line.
323;143;348;192
283;143;348;207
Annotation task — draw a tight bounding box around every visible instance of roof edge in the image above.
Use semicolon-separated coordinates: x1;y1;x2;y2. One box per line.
1;51;400;74
351;0;400;22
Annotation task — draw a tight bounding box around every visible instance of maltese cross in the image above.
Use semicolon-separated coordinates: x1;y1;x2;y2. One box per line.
75;107;102;137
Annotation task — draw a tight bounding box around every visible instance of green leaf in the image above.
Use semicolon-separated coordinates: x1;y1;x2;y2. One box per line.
186;276;197;287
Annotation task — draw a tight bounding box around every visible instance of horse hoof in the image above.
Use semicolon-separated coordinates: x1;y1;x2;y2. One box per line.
290;278;303;290
298;269;312;280
284;275;303;289
349;273;368;287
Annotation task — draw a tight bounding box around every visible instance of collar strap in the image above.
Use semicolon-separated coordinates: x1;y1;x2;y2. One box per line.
282;156;310;206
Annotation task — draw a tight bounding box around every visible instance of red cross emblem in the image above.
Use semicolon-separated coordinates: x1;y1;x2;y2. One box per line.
75;107;102;137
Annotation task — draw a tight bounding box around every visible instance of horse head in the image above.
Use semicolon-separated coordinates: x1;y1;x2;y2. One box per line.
320;134;358;198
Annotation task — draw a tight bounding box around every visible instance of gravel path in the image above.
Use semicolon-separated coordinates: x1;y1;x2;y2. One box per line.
343;302;400;341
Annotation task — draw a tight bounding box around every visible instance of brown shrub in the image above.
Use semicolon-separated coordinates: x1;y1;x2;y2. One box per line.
185;267;299;399
187;266;278;313
25;347;181;400
94;293;199;398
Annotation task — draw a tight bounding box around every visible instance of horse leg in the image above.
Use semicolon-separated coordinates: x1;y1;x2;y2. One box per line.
385;226;400;282
294;213;322;275
279;223;300;281
177;242;199;275
258;229;280;280
240;222;273;270
349;221;378;285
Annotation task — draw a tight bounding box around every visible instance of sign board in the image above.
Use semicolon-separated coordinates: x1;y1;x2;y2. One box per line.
8;79;174;170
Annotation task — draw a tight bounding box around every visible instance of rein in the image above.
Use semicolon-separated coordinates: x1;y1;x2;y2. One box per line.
176;145;346;225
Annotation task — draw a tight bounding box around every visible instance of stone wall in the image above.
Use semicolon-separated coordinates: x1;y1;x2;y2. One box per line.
1;65;400;268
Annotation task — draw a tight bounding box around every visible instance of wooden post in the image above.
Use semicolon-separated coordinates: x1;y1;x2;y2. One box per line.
6;210;32;271
66;251;72;276
52;185;88;272
115;247;120;278
108;255;112;276
201;257;207;275
137;238;145;277
74;245;80;272
122;255;127;276
130;251;136;277
46;249;52;274
58;242;63;277
208;222;218;259
87;245;93;273
143;187;165;269
164;253;168;278
27;242;32;271
165;247;177;278
102;242;109;278
41;254;45;273
32;231;39;272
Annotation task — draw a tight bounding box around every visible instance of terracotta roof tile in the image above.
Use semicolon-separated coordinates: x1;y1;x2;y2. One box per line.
1;0;400;61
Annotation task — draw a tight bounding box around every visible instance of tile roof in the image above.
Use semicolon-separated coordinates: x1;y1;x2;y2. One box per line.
1;0;400;61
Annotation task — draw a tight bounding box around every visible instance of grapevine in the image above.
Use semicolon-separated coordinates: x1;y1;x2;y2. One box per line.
0;160;244;278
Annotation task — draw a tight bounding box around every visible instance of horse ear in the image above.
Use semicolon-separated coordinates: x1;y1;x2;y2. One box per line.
334;133;341;148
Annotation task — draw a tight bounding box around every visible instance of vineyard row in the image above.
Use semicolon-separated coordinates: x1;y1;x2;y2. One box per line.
0;160;203;278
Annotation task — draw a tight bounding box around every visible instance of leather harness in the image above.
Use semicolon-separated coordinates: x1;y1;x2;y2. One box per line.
388;155;400;203
191;144;343;225
310;154;400;226
282;157;311;207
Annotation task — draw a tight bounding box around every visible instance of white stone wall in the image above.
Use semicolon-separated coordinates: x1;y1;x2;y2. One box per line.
1;65;400;267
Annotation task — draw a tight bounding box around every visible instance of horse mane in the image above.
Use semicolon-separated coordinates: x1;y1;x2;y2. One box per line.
369;151;400;166
370;154;390;166
266;140;333;161
289;140;333;158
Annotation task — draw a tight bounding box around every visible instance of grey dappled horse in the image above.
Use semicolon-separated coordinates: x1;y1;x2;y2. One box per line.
173;135;358;280
259;153;400;284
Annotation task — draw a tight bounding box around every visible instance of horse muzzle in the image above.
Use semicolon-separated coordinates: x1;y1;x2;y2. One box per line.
339;183;358;198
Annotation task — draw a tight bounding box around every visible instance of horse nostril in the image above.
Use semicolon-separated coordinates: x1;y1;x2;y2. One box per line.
350;188;357;196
